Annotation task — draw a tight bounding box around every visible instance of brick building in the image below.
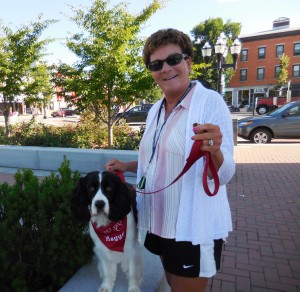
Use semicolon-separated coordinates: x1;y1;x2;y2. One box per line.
226;17;300;108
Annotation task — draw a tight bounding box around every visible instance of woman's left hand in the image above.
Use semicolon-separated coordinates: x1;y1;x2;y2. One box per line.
192;123;222;155
192;123;224;174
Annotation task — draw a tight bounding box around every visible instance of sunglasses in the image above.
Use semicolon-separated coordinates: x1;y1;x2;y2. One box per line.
147;53;189;72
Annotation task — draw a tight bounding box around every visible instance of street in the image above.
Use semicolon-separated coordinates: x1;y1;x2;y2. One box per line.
0;113;80;127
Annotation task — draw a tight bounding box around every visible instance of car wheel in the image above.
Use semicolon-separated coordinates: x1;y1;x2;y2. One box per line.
250;128;272;144
256;105;269;115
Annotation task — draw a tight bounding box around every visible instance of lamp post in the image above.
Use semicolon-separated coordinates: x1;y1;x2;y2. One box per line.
201;33;241;95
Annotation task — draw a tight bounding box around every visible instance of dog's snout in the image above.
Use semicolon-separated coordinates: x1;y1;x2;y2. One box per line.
95;200;105;211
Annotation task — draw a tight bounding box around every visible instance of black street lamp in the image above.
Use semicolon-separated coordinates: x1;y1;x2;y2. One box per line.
201;33;241;95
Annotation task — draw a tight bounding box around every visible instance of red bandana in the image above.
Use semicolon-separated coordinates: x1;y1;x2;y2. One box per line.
91;217;127;252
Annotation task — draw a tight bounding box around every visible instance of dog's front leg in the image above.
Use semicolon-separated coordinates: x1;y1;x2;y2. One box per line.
97;259;117;292
127;255;142;292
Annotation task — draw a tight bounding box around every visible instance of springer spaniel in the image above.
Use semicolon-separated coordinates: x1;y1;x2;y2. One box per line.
71;171;142;292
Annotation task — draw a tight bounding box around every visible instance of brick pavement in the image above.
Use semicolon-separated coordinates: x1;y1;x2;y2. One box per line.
1;143;300;292
208;143;300;292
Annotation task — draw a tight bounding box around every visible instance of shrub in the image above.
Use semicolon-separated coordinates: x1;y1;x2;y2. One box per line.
3;116;109;149
0;158;94;291
0;117;143;150
113;124;144;150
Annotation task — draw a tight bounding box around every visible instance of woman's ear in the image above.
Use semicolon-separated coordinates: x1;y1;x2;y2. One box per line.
186;57;192;73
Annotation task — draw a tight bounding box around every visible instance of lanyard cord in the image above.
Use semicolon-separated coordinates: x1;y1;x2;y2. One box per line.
149;82;193;164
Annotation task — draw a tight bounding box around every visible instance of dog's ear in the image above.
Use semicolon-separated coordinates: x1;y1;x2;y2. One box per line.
126;184;138;224
108;181;132;221
70;176;91;221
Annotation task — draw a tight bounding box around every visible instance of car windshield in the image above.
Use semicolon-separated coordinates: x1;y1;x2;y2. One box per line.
268;102;295;116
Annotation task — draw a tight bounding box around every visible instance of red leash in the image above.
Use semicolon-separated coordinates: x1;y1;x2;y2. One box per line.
136;140;220;196
114;170;126;183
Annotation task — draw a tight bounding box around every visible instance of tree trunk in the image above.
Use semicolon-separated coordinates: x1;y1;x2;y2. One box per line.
43;102;47;119
108;123;113;148
4;109;10;136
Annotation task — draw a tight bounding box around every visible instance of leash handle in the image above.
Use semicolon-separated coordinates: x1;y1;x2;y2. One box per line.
202;152;220;196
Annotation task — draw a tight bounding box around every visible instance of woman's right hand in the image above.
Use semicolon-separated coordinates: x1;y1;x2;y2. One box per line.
105;159;138;173
105;159;124;172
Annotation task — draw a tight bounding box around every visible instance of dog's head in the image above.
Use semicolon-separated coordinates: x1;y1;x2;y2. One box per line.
70;171;133;222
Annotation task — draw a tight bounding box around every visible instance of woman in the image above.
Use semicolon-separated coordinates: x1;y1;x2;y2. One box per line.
106;28;235;292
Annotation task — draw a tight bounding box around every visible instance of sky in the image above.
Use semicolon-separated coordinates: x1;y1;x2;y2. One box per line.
1;0;300;65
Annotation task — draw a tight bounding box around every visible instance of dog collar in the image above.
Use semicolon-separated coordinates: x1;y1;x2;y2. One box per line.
91;217;127;252
114;170;125;183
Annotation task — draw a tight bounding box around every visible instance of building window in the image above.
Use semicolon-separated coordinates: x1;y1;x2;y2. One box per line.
240;49;248;61
240;69;247;81
294;43;300;56
292;64;300;77
258;47;266;59
276;45;284;58
275;66;281;78
257;68;265;80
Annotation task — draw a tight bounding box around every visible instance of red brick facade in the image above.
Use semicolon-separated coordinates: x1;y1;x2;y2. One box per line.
226;18;300;107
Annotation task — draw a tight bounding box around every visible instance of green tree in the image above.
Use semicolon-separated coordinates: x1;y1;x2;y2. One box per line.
64;0;162;147
0;17;56;135
190;17;241;91
23;62;56;119
276;53;290;89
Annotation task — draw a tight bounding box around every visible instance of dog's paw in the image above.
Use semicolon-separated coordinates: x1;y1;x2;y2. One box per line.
128;286;141;292
98;284;113;292
128;289;140;292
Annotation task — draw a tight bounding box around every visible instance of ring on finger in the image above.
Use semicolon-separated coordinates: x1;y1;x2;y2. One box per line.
208;139;214;146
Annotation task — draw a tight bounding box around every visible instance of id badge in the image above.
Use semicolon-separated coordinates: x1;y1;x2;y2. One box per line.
137;176;146;189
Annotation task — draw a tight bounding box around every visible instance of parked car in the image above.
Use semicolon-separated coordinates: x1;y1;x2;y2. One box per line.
115;104;153;124
51;108;75;117
238;101;300;143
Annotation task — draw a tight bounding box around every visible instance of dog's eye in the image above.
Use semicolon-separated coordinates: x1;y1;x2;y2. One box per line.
106;186;113;192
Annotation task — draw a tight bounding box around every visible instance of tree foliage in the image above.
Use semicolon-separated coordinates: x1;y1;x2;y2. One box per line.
23;62;56;117
0;16;56;135
63;0;162;147
276;53;290;89
190;17;241;90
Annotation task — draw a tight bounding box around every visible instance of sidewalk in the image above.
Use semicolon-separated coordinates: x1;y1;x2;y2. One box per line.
1;143;300;291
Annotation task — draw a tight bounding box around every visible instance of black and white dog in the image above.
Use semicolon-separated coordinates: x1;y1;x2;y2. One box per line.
71;171;142;292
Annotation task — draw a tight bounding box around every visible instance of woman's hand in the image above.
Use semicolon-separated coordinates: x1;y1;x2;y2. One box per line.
192;123;222;154
192;123;224;173
105;159;138;173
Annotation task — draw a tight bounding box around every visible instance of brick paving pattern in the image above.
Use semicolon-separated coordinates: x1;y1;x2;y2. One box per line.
1;143;300;291
208;144;300;292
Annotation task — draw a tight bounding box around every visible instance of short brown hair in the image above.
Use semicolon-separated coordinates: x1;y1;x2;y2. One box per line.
143;28;194;67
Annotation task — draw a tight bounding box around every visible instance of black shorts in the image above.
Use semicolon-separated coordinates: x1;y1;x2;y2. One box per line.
144;232;224;278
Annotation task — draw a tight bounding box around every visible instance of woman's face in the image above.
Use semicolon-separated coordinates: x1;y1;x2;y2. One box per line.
149;44;192;98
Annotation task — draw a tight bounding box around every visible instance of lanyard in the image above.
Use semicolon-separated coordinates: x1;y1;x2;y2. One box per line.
149;82;193;164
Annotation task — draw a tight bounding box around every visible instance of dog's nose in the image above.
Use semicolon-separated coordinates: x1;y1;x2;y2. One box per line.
95;200;105;211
